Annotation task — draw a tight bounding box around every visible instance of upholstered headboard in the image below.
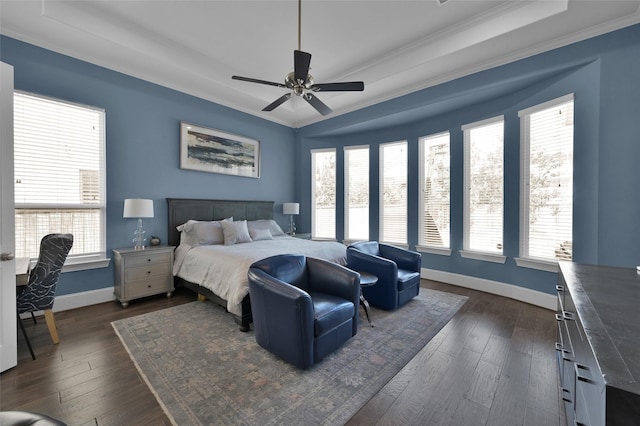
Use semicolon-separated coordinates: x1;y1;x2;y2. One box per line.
167;198;274;247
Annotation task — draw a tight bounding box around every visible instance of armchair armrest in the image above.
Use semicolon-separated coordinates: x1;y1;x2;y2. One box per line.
379;243;421;272
306;257;360;306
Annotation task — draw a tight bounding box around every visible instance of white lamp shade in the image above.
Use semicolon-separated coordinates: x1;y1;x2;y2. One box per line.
123;198;154;218
283;202;300;215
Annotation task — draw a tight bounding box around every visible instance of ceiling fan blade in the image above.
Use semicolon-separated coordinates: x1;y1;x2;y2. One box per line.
294;50;312;83
262;93;292;111
232;75;286;89
304;93;332;116
311;81;365;92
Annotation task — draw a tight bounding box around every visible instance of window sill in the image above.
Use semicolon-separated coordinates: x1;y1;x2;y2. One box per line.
514;257;558;273
459;250;506;264
29;255;111;273
416;245;452;256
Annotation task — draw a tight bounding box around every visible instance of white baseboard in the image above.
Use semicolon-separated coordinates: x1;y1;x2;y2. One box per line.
20;287;115;319
422;268;556;310
54;287;115;312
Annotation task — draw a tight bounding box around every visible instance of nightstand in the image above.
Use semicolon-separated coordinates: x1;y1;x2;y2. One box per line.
112;245;175;307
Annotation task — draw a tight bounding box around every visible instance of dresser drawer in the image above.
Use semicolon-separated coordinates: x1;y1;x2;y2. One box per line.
125;262;170;281
124;251;172;268
124;277;172;299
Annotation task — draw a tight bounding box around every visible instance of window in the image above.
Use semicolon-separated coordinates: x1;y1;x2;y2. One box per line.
419;132;450;252
462;116;505;262
311;148;336;239
380;141;407;245
518;94;574;268
14;91;107;268
344;145;369;242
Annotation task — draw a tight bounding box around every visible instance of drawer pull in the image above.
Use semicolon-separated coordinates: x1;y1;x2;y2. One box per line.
556;285;564;292
561;388;572;403
562;310;575;321
555;342;563;351
147;258;152;262
555;313;563;321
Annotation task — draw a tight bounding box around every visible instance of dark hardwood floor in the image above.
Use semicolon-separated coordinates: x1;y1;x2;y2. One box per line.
1;281;564;426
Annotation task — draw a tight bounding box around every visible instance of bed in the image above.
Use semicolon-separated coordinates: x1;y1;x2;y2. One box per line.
167;198;347;331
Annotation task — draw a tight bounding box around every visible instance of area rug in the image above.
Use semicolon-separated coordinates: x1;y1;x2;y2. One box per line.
112;289;467;426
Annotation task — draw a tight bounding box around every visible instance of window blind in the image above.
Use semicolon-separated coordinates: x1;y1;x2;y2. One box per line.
344;146;369;241
520;95;573;261
14;91;106;260
419;132;450;247
463;117;504;253
311;149;336;239
380;141;407;244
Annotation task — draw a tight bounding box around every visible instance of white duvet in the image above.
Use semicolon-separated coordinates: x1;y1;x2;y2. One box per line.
173;236;347;316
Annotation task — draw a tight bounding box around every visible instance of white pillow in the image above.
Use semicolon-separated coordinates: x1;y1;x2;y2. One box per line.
222;220;252;245
177;217;232;246
247;219;286;237
249;227;273;241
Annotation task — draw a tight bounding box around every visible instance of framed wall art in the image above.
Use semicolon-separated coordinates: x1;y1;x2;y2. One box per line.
180;122;260;178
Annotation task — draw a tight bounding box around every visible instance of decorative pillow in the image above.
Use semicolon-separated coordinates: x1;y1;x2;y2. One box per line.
177;217;232;246
222;220;252;245
249;227;273;241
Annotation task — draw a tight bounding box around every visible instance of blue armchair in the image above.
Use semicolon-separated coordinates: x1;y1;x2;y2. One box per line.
248;254;360;370
346;241;422;311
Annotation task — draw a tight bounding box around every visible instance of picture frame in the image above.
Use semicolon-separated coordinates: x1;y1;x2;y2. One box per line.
180;121;260;178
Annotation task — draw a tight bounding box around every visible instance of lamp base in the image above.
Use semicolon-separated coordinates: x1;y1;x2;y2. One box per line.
289;215;296;236
133;218;147;250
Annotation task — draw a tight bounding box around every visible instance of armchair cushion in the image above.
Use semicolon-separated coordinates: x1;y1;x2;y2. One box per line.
310;292;355;336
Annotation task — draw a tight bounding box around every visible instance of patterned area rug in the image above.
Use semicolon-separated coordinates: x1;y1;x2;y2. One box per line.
112;289;467;425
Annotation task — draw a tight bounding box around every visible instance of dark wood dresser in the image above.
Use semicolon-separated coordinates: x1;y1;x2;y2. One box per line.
557;262;640;426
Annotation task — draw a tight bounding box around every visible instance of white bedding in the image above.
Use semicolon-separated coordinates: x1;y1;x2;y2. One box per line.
173;236;347;316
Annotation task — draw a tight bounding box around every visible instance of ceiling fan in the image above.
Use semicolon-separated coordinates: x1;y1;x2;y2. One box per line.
231;0;364;116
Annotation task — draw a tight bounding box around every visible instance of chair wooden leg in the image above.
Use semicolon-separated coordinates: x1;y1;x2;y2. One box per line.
43;309;59;344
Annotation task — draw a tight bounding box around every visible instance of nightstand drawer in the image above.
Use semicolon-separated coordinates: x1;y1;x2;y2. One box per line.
125;277;172;299
125;262;170;281
125;251;172;268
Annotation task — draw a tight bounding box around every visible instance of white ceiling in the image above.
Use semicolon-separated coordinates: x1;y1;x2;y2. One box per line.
1;1;639;128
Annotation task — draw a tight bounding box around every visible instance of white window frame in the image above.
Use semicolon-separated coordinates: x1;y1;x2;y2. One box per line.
344;145;369;245
460;116;506;264
311;148;336;240
379;141;408;247
13;91;109;271
515;94;574;273
417;131;451;256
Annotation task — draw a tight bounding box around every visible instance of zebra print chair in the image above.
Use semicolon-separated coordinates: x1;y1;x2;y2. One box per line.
17;233;73;360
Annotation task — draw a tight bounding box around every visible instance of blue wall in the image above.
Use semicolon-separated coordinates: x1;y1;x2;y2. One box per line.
2;24;639;299
295;24;640;296
1;36;296;296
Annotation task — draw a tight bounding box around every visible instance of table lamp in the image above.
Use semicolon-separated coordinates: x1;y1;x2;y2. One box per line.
283;202;299;235
123;198;154;250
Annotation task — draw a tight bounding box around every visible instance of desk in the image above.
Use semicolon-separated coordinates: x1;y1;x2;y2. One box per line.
16;257;30;286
